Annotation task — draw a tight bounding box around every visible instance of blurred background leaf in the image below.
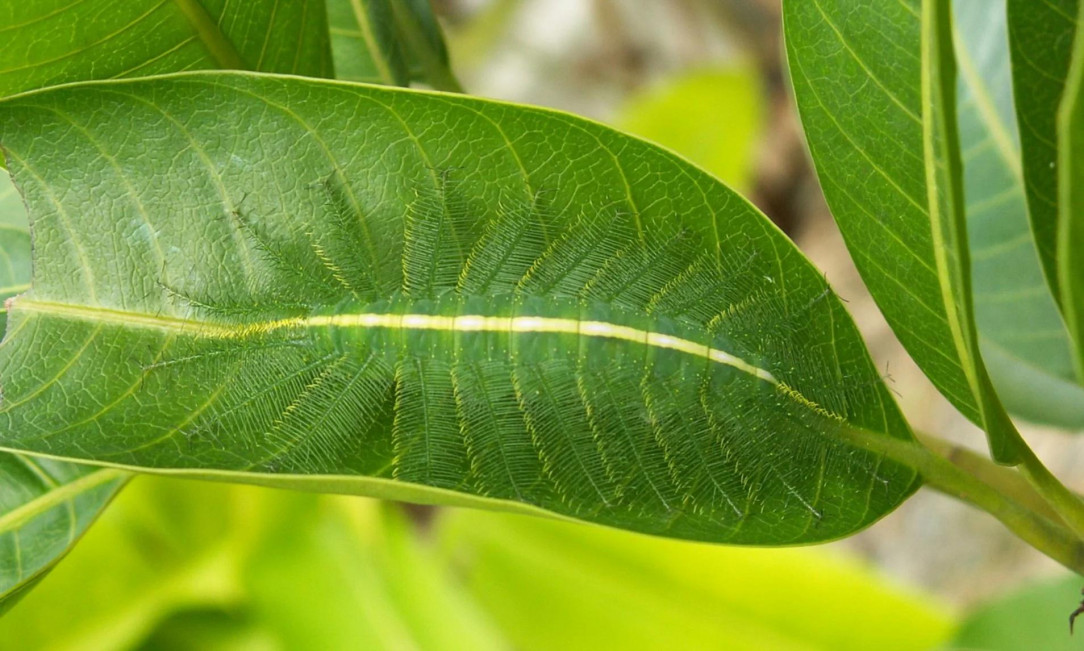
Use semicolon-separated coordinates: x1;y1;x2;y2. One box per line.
953;0;1084;429
947;574;1083;650
435;509;954;651
4;479;957;651
614;66;763;192
327;0;461;90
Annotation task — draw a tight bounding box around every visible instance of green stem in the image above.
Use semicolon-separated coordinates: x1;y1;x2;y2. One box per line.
839;428;1084;575
916;433;1065;526
1016;445;1084;541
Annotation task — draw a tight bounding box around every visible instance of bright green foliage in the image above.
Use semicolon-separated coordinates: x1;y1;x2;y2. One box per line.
0;0;338;612
784;0;1021;462
1;477;507;650
327;0;460;90
0;459;124;614
0;0;333;98
1007;0;1079;300
239;498;505;650
615;67;764;193
1058;0;1084;382
953;0;1084;428
438;508;955;651
949;574;1083;650
0;72;919;545
5;477;954;650
0;478;258;648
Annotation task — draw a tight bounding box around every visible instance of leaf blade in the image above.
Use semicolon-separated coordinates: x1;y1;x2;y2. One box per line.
1058;0;1084;381
0;71;920;545
953;0;1084;428
0;0;334;97
0;457;126;613
1007;0;1079;301
327;0;461;90
784;0;1022;461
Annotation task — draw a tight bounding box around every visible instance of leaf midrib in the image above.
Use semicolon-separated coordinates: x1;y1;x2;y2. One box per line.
9;299;778;383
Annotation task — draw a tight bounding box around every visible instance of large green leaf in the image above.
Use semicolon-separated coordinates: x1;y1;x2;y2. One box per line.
1007;0;1079;302
952;0;1084;428
784;0;1022;461
1059;0;1084;382
0;0;338;614
0;0;334;97
0;72;919;545
437;508;954;651
327;0;461;90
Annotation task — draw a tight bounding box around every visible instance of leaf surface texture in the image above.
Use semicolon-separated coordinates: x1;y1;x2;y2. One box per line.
0;72;920;544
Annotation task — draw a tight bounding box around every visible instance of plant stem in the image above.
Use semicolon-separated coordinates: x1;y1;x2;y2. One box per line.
917;445;1084;576
916;433;1066;526
838;428;1084;575
1016;444;1084;541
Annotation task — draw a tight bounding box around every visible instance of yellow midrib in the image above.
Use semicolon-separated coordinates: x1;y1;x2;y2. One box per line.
11;298;777;384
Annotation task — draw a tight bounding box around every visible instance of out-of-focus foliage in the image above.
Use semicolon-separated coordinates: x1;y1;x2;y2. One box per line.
1;478;506;650
436;508;955;651
948;574;1082;650
615;67;764;192
0;478;258;648
327;0;461;89
3;478;957;650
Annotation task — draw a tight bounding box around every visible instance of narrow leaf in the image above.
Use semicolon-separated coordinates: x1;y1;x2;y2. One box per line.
0;72;919;545
953;0;1084;428
1058;1;1084;381
784;0;1023;461
328;0;411;85
1007;0;1079;300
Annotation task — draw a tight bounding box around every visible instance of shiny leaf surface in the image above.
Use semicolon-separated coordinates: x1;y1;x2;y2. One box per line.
0;72;919;545
784;0;1022;461
953;0;1084;428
